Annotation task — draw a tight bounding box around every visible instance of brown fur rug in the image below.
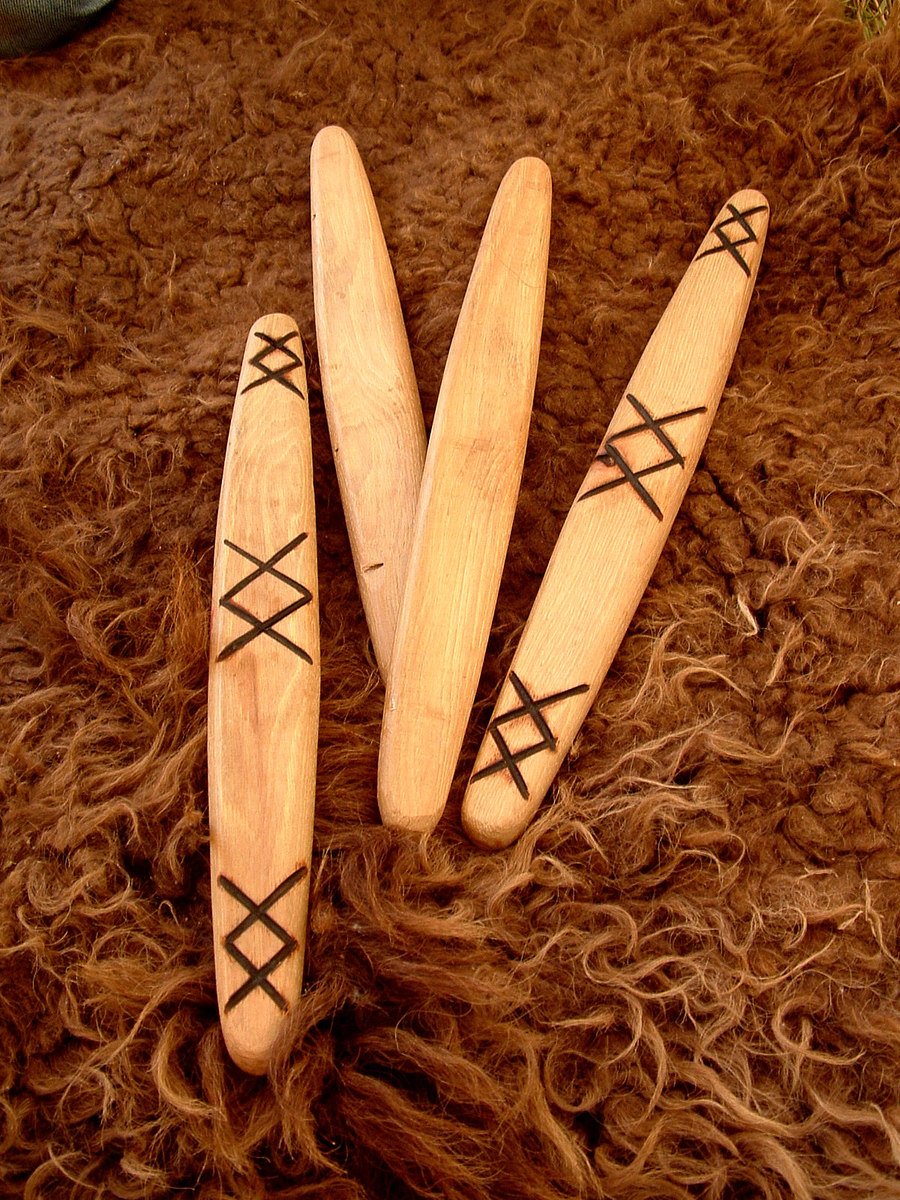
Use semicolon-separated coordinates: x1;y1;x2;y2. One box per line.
1;0;899;1195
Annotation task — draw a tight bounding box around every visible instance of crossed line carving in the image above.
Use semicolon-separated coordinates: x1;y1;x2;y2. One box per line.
217;532;313;662
695;202;767;277
241;330;306;399
219;867;308;1012
578;393;707;520
471;672;590;801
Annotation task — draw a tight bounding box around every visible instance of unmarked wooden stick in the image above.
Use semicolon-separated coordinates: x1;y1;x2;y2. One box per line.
208;314;319;1074
462;190;769;849
311;125;427;679
378;157;552;833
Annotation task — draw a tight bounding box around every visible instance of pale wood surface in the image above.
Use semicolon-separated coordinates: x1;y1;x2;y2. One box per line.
311;125;427;679
378;157;552;833
462;190;769;849
208;314;319;1074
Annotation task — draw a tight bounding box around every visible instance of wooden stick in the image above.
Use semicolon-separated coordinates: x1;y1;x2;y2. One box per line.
208;314;319;1074
310;125;427;679
378;157;552;833
462;190;769;849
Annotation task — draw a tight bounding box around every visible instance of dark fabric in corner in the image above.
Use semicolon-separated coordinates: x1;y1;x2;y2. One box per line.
0;0;117;56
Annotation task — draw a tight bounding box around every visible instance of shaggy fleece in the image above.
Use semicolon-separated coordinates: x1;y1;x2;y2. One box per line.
1;0;899;1196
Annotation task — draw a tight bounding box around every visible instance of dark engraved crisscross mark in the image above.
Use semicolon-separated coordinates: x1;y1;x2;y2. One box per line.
241;331;306;398
471;672;590;801
578;393;707;520
218;533;313;662
219;867;308;1012
695;202;767;277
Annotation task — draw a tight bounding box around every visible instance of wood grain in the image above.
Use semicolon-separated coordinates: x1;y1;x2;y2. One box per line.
311;125;427;678
462;190;769;849
208;314;319;1074
378;157;552;833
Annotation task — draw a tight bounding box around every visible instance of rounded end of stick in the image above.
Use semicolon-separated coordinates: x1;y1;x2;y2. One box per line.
715;187;770;247
377;792;443;836
236;313;306;404
377;738;447;834
726;186;768;214
724;184;768;223
461;793;523;851
217;947;306;1077
378;697;455;834
693;188;769;284
311;123;360;168
502;155;552;200
247;312;301;339
222;1024;275;1077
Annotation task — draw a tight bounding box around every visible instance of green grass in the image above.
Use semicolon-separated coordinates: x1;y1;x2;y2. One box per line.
845;0;893;36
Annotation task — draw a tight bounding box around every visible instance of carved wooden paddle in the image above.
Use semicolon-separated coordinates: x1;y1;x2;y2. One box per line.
462;190;769;849
310;125;427;678
378;156;552;834
208;313;319;1074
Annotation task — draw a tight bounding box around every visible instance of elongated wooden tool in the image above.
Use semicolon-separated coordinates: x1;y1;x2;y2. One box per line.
378;157;552;833
462;190;769;849
311;125;427;678
208;314;319;1074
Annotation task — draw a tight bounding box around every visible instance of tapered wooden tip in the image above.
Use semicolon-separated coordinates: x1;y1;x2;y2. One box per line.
462;190;768;850
692;189;769;279
378;156;552;834
208;313;319;1074
311;124;426;680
